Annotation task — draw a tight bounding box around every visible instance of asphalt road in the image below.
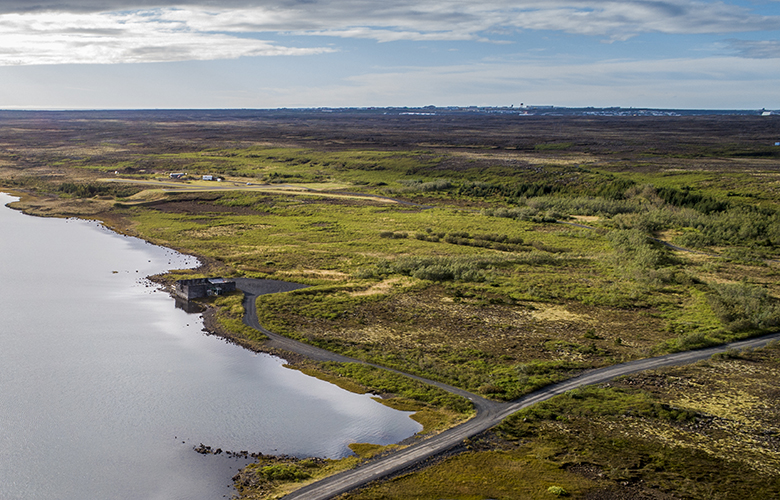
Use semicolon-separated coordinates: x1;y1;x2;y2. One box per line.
234;278;780;500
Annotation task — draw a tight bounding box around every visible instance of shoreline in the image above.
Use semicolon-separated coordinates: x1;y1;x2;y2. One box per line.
7;189;780;500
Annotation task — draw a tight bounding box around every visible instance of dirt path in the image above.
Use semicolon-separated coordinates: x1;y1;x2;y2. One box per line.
102;178;419;206
233;278;780;500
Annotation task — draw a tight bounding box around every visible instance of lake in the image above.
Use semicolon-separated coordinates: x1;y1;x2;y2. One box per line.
0;193;421;500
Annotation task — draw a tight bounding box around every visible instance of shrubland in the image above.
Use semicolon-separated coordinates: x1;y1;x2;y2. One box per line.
1;111;778;498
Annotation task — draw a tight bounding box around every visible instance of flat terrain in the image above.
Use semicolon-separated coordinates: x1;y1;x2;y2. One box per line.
1;109;778;499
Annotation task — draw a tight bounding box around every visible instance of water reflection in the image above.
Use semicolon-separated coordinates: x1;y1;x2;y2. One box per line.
174;296;206;314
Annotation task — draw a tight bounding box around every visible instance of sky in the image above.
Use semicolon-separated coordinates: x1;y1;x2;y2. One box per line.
0;1;778;109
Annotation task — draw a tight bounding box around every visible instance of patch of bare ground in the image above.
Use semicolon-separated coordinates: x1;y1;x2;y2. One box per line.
450;150;598;166
8;196;114;217
350;277;413;297
294;269;350;280
299;195;393;208
572;215;601;224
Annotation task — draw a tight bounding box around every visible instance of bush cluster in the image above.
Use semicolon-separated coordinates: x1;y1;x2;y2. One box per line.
606;229;667;271
398;178;453;192
482;206;560;223
413;230;527;252
706;282;780;332
359;255;506;282
379;231;408;239
255;464;310;482
58;182;142;198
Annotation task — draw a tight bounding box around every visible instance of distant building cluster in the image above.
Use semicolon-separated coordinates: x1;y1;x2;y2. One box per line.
310;106;776;117
168;172;221;181
582;109;682;117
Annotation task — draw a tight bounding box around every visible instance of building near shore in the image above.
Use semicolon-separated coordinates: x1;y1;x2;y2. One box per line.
175;277;236;300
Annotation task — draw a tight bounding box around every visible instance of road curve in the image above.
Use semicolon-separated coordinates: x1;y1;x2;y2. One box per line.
234;278;780;500
234;278;500;415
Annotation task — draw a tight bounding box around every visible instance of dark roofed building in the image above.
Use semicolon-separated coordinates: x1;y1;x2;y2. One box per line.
175;277;236;300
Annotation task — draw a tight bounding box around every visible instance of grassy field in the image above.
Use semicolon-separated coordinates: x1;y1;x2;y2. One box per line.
1;111;778;499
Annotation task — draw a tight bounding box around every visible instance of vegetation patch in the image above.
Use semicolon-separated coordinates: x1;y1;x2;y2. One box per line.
340;449;600;500
3;112;780;500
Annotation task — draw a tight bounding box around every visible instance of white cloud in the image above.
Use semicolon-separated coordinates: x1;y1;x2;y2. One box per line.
0;2;779;65
0;10;334;65
163;2;780;40
726;38;780;58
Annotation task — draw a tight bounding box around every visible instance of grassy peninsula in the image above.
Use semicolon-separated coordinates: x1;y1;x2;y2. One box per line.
1;109;778;499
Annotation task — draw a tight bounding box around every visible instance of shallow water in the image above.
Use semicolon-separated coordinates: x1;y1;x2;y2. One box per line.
0;193;421;500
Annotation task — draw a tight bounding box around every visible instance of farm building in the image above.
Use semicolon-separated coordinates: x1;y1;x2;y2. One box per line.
175;277;236;300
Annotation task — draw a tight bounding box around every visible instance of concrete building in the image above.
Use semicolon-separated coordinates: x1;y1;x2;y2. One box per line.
175;277;236;300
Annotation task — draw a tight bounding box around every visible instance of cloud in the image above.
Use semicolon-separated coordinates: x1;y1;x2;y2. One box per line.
0;1;258;13
0;1;778;65
163;2;780;40
498;2;780;40
0;10;334;65
726;39;780;58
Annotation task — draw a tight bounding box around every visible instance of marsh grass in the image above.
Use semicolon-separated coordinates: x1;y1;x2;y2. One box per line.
319;362;473;414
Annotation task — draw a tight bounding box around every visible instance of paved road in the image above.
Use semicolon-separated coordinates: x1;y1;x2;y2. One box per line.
234;278;780;500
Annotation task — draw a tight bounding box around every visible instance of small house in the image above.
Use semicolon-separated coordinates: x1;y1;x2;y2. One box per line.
203;175;214;181
175;277;236;300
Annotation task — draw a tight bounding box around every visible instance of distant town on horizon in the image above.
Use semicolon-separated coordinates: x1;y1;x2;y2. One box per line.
0;106;778;117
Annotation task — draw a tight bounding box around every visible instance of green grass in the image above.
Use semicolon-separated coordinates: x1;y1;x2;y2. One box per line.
147;147;444;187
341;449;600;500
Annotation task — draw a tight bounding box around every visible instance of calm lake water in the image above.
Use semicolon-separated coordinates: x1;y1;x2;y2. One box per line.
0;193;421;500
